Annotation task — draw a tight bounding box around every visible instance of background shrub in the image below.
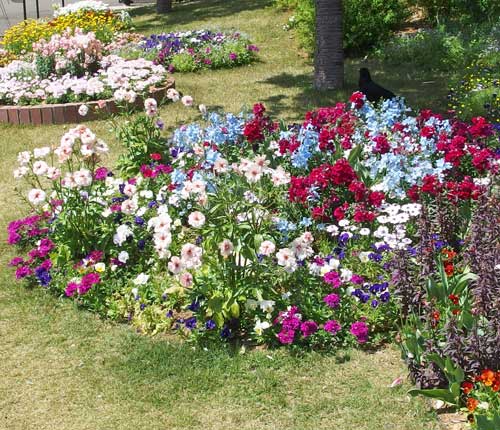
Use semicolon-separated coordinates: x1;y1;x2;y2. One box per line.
276;0;409;54
406;0;500;25
373;20;500;73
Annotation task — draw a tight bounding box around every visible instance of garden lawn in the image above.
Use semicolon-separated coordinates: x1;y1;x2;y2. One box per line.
0;0;451;428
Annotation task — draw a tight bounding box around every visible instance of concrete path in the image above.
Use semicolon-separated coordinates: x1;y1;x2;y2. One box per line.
0;0;152;36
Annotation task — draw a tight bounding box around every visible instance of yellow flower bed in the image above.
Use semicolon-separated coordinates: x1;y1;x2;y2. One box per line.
2;10;129;55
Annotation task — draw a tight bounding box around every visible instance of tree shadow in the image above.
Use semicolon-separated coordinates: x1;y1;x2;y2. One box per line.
257;59;449;119
130;0;273;33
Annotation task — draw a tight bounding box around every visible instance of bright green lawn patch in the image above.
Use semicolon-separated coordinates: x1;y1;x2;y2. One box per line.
0;0;452;428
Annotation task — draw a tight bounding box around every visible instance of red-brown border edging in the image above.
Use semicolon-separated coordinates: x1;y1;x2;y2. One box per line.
0;77;175;126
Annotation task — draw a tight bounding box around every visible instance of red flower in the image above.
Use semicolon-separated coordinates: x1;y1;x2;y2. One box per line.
150;153;162;161
372;135;391;154
461;381;474;395
349;91;365;109
368;191;385;207
252;102;266;117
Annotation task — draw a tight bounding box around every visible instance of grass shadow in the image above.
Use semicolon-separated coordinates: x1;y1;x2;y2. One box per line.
130;0;273;33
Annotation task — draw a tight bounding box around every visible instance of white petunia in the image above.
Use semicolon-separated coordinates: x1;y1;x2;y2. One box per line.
133;273;149;285
28;188;46;205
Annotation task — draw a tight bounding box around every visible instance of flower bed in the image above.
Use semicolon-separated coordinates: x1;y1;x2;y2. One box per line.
7;92;500;426
0;29;172;109
1;1;130;56
0;79;174;125
135;30;259;72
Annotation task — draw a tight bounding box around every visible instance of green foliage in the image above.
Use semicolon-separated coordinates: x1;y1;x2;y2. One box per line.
374;22;500;74
276;0;408;54
407;0;500;25
170;52;198;72
448;51;500;123
116;115;167;176
408;354;464;405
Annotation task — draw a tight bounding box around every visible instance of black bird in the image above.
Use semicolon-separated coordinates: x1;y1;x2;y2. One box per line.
358;68;396;103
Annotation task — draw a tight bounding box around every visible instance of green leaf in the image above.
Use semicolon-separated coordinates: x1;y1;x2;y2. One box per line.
407;388;457;405
476;415;496;430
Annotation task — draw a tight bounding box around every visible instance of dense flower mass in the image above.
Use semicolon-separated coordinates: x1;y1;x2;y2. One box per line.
0;34;169;105
7;95;499;363
137;30;259;72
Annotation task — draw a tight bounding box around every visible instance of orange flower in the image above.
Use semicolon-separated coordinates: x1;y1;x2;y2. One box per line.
480;369;496;386
431;311;440;321
442;249;457;261
467;397;479;412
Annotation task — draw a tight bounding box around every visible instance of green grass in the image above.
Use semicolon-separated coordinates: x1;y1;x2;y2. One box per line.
0;0;453;428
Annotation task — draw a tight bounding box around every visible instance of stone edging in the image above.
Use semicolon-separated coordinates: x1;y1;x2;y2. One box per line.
0;77;175;126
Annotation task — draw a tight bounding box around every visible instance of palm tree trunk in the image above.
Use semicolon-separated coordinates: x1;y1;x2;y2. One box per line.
314;0;344;90
156;0;172;14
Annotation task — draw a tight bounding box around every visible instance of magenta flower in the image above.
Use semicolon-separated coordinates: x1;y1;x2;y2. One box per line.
323;271;341;288
65;282;79;297
323;293;341;308
229;52;237;61
350;274;364;284
94;167;108;180
15;266;32;279
350;321;369;343
324;320;341;334
9;257;24;266
300;320;318;338
277;328;295;344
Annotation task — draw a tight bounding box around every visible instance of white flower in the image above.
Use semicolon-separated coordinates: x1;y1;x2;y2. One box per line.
94;262;106;273
258;240;276;256
113;224;133;246
123;183;137;197
17;151;31;165
359;228;370;236
168;256;184;274
244;163;263;183
340;268;353;282
188;211;206;228
358;251;371;263
259;300;275;313
181;95;193;106
338;219;350;227
133;273;149;285
13;166;29;179
276;248;297;272
28;188;46;205
179;272;194;287
73;169;92;187
326;225;339;236
218;239;234;258
121;199;138;215
213;157;229;174
254;319;271;336
166;88;180;102
118;251;129;263
198;104;207;115
33;147;50;158
78;104;89;116
180;243;203;268
270;166;291;186
290;237;313;260
246;299;259;310
46;167;61;180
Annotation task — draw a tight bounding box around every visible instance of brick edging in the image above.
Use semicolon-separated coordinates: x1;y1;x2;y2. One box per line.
0;78;175;126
